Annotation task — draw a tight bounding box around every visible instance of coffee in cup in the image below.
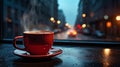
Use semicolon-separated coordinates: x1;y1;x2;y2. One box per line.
13;30;54;55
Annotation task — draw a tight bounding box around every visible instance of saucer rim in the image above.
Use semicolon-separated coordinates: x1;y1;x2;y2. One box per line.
13;48;62;58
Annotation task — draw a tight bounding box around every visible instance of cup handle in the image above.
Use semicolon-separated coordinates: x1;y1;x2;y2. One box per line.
13;36;25;50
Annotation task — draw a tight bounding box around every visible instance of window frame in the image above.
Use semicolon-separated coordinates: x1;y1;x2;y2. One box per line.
1;39;120;48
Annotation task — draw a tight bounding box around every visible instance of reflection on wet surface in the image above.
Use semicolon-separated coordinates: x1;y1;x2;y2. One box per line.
103;48;111;67
13;57;62;67
54;46;120;67
0;44;120;67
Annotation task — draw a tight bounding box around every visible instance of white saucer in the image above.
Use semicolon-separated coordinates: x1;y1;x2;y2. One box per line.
13;48;62;59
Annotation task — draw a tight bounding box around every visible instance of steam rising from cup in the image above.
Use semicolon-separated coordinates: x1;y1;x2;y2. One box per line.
21;0;51;32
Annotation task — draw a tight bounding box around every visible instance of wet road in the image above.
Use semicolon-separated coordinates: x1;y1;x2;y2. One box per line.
54;31;95;40
54;30;120;41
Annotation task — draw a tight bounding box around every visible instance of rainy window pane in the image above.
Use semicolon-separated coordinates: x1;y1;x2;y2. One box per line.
1;0;120;41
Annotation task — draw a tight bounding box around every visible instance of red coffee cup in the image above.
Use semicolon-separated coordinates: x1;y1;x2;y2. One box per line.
13;30;54;55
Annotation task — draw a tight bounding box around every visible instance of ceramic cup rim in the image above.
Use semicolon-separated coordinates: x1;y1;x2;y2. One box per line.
23;30;54;35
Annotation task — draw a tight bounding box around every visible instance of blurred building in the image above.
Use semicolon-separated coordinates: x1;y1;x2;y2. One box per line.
0;0;3;39
0;0;58;39
75;0;120;38
32;0;58;27
58;9;66;30
0;0;30;38
50;0;58;21
75;0;90;25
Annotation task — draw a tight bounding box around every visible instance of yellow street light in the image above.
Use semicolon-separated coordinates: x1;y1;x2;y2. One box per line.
57;20;61;24
50;17;54;21
50;17;55;23
82;13;86;18
82;24;86;28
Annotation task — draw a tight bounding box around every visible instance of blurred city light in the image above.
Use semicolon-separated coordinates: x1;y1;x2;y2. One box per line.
57;20;61;24
82;24;86;28
67;29;77;36
103;48;111;67
104;15;109;20
50;17;54;21
116;15;120;21
90;12;94;17
77;24;82;29
82;13;86;18
65;23;69;26
65;23;72;28
6;18;12;23
103;48;111;57
73;31;77;35
68;25;72;28
106;21;112;28
50;17;55;23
